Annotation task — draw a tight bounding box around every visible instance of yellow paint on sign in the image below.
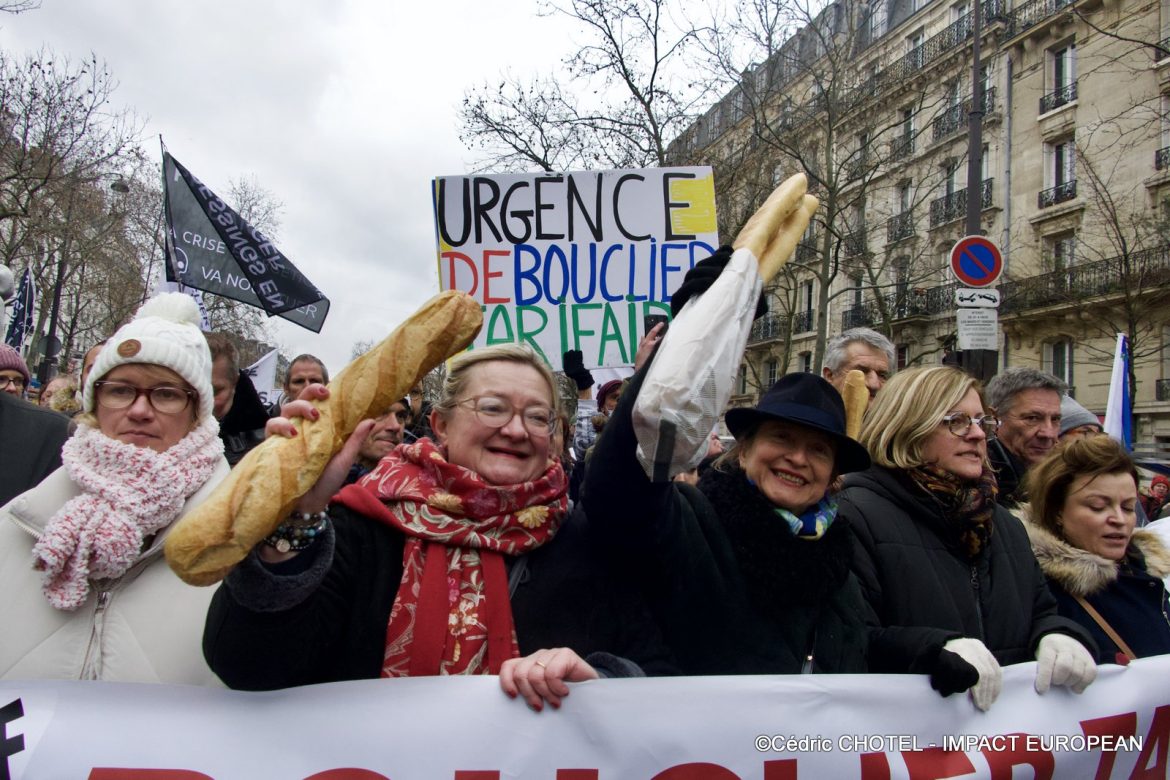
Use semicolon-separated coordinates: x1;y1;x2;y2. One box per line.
668;174;717;236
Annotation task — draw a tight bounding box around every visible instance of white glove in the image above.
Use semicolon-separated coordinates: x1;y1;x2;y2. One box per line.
1035;633;1097;695
944;637;1002;711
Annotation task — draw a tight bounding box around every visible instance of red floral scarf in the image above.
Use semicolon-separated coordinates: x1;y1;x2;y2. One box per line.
332;438;568;677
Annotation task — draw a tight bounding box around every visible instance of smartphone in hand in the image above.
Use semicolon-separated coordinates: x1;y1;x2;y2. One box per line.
644;313;670;336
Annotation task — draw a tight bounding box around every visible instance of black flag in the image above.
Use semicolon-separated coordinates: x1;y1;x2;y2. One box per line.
161;145;329;332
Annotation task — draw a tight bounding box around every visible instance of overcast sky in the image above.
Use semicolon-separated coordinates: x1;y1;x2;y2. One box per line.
0;0;581;375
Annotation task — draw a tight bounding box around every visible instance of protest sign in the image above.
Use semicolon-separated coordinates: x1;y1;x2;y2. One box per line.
3;657;1169;778
432;168;719;369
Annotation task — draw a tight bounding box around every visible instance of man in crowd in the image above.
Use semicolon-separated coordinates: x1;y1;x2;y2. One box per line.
79;340;105;389
822;327;896;401
347;398;411;482
0;344;30;398
207;333;272;466
985;366;1065;507
0;387;72;505
282;354;329;402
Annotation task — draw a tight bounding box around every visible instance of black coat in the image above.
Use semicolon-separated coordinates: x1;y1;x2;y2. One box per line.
837;466;1095;674
987;438;1026;509
583;367;868;676
204;502;674;690
0;392;72;506
218;370;273;466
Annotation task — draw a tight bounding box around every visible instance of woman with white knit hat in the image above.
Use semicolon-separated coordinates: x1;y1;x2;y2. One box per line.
0;293;230;684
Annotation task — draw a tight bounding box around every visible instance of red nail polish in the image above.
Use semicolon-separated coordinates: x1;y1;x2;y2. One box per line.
290;428;297;437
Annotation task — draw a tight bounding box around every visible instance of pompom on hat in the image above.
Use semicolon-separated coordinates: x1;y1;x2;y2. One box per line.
82;293;214;422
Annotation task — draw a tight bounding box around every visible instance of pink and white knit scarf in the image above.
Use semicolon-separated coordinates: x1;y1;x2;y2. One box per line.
32;418;223;610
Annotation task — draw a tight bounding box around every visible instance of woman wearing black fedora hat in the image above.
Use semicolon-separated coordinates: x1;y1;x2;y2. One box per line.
574;366;873;676
837;366;1098;711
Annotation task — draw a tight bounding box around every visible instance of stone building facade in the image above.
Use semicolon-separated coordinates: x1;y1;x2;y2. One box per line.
669;0;1170;452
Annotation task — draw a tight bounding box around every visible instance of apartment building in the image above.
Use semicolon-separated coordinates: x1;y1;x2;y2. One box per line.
668;0;1170;448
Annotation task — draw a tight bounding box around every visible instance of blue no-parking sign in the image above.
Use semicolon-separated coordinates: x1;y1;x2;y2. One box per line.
949;235;1003;288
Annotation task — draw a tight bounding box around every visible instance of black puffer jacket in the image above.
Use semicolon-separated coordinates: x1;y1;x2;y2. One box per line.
584;367;868;675
837;466;1095;674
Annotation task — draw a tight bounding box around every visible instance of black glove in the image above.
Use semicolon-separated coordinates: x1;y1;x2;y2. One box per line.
669;245;768;320
929;647;980;698
562;350;594;391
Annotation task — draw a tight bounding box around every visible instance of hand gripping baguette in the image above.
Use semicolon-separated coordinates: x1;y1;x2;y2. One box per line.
842;369;869;440
165;290;484;586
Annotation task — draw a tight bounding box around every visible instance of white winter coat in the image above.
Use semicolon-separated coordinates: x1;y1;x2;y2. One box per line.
0;459;230;684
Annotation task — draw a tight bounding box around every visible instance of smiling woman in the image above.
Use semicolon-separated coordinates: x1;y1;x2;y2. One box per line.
838;366;1098;712
204;343;668;696
0;294;230;684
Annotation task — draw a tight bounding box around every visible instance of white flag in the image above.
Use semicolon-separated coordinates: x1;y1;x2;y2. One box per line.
243;349;279;407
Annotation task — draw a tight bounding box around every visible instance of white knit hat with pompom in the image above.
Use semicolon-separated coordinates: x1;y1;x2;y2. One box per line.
82;293;214;422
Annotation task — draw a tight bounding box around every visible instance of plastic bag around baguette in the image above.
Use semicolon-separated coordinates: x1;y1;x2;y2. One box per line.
164;290;484;586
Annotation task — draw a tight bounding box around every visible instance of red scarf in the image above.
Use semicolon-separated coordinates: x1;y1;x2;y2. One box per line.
332;438;568;677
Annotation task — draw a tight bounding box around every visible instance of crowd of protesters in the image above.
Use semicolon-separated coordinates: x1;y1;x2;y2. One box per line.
0;217;1167;718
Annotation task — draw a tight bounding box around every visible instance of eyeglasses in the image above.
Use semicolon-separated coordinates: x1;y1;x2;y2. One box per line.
0;376;26;391
456;396;555;436
941;412;1000;437
93;380;195;414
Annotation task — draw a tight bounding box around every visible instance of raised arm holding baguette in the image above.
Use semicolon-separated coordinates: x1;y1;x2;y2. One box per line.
200;306;676;692
511;174;874;693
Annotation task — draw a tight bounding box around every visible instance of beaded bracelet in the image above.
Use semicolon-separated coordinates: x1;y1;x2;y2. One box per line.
263;510;329;553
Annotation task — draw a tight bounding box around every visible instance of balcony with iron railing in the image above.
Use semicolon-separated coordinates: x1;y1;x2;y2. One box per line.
1007;0;1076;38
841;230;868;257
887;212;915;244
1156;146;1170;171
1037;180;1077;209
1157;379;1170;402
889;134;914;163
999;244;1170;313
747;313;790;345
932;88;998;142
792;310;815;333
930;179;995;227
877;1;1008;79
839;283;959;330
1039;82;1077;114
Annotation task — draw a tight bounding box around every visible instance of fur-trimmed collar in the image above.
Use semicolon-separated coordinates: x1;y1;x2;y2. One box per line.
1016;504;1170;597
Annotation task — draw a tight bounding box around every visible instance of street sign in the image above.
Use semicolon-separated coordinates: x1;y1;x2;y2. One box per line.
955;287;1001;307
950;235;1003;288
957;308;999;349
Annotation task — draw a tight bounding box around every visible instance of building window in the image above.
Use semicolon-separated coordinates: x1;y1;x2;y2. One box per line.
869;0;887;39
1042;42;1077;112
738;364;748;394
766;358;779;386
850;274;864;307
1040;139;1076;207
1048;231;1076;270
951;0;970;22
897;344;910;370
800;352;813;373
1045;339;1074;388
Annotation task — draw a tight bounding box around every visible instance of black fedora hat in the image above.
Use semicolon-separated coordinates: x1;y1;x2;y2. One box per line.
724;373;871;474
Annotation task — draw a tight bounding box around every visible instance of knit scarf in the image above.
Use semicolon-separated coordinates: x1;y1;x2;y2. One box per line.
904;463;998;560
771;495;839;540
32;419;223;610
333;438;568;677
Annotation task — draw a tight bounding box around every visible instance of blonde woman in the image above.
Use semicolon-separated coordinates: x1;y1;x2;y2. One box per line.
837;366;1097;711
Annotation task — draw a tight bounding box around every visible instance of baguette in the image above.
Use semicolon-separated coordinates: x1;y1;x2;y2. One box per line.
842;369;869;440
732;173;807;261
757;194;819;283
165;290;483;586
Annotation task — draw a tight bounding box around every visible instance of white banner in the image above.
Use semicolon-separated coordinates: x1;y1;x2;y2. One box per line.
2;656;1169;778
432;168;719;370
242;349;279;408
